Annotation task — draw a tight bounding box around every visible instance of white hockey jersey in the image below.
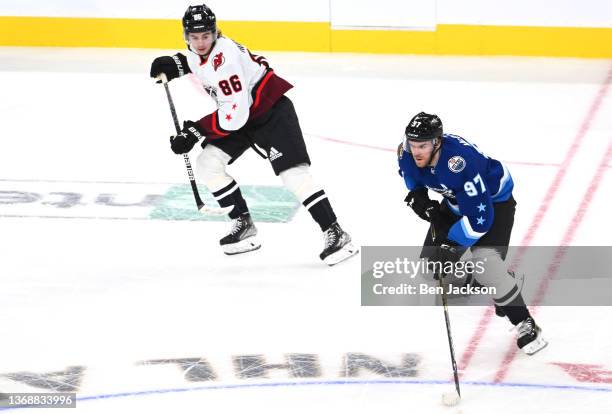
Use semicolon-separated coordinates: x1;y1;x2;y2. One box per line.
184;36;292;139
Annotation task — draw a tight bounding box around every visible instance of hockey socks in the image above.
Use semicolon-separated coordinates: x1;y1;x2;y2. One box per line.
277;165;356;264
302;190;337;231
212;180;249;219
278;164;338;231
498;293;530;325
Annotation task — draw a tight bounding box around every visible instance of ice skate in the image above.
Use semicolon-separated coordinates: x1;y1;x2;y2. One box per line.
220;213;261;255
319;222;358;266
516;316;548;355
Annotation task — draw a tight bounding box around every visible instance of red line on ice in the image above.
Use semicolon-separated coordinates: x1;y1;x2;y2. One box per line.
458;64;612;380
188;72;563;169
306;133;562;168
494;136;612;383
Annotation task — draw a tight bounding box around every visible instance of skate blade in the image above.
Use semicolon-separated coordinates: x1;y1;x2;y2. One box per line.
522;336;548;355
323;243;359;266
222;236;261;255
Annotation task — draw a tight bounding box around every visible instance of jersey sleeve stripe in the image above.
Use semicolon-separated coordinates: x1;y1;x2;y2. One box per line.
460;216;487;239
448;216;487;246
252;70;274;110
493;163;511;198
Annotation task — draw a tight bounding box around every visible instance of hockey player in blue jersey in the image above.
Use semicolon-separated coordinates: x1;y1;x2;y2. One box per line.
398;112;547;355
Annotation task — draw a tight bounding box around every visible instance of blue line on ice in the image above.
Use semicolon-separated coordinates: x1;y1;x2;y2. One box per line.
1;379;611;410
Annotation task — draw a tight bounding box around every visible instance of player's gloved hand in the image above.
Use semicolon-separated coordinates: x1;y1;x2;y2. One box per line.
150;53;189;83
405;188;440;222
170;121;205;154
430;240;467;276
427;240;466;279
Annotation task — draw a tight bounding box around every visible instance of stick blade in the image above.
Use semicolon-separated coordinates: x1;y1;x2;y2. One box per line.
198;204;234;216
442;391;461;406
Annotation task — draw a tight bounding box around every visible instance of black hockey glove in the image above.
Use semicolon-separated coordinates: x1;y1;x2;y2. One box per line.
430;240;467;277
150;53;190;82
170;121;205;154
405;188;440;222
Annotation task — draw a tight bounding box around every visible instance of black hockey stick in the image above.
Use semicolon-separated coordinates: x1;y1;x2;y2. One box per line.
157;73;232;216
430;225;462;401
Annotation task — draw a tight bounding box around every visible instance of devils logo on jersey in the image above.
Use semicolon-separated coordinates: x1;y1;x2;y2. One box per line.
213;52;225;71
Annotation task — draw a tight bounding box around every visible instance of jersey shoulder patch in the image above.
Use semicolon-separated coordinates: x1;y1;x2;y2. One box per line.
447;155;466;173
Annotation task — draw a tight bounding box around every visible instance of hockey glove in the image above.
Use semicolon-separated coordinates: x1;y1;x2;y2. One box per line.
170;121;205;154
429;240;467;278
150;53;190;83
405;188;440;222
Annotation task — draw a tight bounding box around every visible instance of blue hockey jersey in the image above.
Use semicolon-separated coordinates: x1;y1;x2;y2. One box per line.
398;134;513;247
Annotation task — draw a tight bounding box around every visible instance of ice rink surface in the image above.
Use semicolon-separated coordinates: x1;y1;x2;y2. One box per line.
1;47;611;413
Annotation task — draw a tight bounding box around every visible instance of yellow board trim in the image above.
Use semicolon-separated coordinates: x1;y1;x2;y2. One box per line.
330;24;612;58
1;16;612;58
0;16;330;50
220;20;330;52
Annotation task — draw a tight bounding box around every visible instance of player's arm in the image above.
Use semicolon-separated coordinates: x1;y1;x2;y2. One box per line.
196;57;250;139
150;53;191;82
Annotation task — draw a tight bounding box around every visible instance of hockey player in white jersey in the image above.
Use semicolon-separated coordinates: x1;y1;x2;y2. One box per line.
150;4;357;265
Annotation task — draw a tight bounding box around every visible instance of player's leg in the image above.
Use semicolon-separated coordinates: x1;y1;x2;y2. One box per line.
471;196;547;355
251;96;358;265
196;138;260;255
471;197;518;314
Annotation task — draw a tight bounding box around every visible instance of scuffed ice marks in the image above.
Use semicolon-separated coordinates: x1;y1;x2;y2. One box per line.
2;366;85;393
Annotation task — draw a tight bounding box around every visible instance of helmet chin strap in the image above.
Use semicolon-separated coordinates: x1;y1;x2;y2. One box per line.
426;138;442;167
209;31;218;49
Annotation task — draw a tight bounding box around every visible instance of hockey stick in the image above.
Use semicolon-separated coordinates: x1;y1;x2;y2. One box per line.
157;73;233;216
430;225;462;404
